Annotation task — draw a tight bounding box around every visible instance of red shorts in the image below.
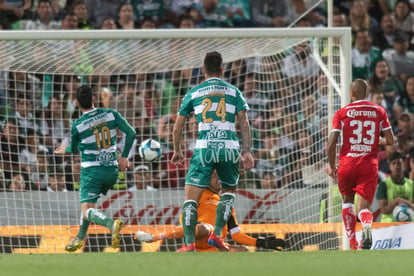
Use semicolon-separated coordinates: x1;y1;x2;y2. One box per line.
337;162;378;203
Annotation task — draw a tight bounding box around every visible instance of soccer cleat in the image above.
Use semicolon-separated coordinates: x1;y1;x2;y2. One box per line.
361;225;372;250
207;232;229;251
65;237;85;252
111;219;123;249
176;243;196;252
135;231;154;243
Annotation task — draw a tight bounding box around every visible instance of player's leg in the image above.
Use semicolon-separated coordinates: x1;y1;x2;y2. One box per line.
81;168;123;248
180;184;204;250
338;165;358;250
179;152;212;251
354;166;377;250
209;155;238;251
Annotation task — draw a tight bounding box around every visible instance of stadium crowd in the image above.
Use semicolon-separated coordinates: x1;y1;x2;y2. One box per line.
1;0;414;201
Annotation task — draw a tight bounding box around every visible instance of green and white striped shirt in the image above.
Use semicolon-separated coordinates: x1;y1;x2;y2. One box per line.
66;108;136;168
178;77;249;150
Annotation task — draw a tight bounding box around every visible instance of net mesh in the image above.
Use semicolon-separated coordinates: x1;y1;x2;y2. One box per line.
0;29;348;253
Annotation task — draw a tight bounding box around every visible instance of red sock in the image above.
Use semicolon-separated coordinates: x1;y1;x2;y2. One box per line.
358;209;373;227
342;203;356;248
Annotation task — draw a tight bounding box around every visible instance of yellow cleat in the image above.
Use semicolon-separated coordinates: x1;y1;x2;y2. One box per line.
65;237;85;252
111;219;123;249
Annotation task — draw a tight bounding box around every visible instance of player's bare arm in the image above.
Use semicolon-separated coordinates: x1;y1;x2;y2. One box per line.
237;111;254;169
118;157;129;172
327;131;340;178
171;115;187;166
379;128;396;146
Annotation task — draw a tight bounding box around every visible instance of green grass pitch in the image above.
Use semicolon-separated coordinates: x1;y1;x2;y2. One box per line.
2;250;414;276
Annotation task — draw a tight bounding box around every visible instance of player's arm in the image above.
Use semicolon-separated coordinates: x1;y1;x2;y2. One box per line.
228;211;285;250
379;128;395;146
327;130;340;178
237;110;254;169
171;115;187;166
55;125;79;154
115;111;137;158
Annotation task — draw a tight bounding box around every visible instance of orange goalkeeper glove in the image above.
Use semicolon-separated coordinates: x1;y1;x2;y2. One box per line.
256;236;285;251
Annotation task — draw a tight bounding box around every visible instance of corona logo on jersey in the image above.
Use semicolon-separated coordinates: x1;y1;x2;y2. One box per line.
346;109;377;118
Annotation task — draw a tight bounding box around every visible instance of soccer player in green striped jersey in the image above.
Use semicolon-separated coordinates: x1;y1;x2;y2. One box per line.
55;85;136;252
171;51;254;252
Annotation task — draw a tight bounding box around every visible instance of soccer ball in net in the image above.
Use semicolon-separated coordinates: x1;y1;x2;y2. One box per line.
138;139;162;162
392;204;414;222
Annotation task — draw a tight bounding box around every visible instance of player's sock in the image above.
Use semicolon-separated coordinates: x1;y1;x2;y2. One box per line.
214;193;235;236
358;208;373;227
342;203;356;246
182;200;198;245
76;216;90;240
86;208;114;229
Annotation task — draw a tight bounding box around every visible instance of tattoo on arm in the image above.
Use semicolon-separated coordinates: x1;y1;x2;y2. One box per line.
238;112;251;152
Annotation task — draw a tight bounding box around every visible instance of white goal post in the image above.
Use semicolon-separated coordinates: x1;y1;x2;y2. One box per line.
0;28;351;253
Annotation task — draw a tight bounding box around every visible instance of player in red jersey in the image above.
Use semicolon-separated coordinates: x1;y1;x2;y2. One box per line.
327;79;395;250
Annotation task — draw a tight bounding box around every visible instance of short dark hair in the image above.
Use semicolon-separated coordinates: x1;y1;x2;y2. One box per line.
76;85;93;109
204;51;223;76
388;151;403;162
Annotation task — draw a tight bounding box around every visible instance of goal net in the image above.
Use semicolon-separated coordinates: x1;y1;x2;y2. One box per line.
0;28;351;253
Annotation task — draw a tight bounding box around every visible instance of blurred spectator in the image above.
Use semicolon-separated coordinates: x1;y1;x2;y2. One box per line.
8;173;27;191
296;128;327;188
332;12;348;27
394;112;414;151
382;31;414;82
84;0;124;28
140;16;157;29
282;40;319;94
184;3;204;27
30;149;50;190
194;0;231;28
0;0;32;27
378;143;399;180
40;92;71;149
178;14;195;28
251;0;291;27
299;93;321;138
110;80;146;124
351;28;382;80
217;0;251;27
19;128;48;174
115;3;139;29
47;167;68;192
242;73;267;123
130;0;170;28
61;11;78;29
260;171;278;189
65;154;81;190
224;58;247;90
368;87;392;118
392;0;414;35
368;59;404;121
100;16;117;29
0;117;25;181
128;165;155;191
349;0;378;37
70;0;93;29
393;76;414;118
13;93;41;137
26;0;61;30
376;151;414;222
372;13;398;51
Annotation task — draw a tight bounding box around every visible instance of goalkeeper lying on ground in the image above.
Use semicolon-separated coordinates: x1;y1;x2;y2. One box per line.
136;171;285;252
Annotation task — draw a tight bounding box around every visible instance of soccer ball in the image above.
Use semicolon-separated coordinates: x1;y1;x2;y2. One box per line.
392;204;414;222
139;139;162;162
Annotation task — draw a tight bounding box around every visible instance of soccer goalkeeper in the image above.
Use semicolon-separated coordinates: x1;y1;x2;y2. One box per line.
136;171;285;252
